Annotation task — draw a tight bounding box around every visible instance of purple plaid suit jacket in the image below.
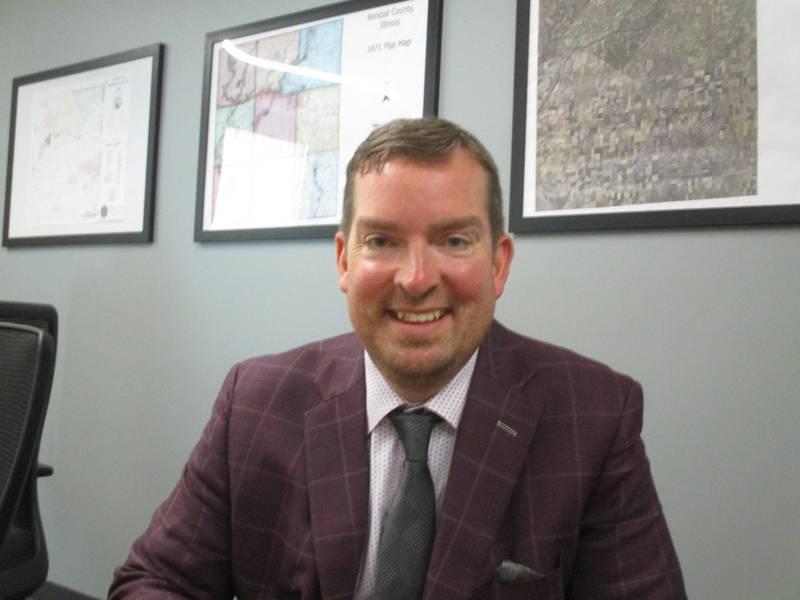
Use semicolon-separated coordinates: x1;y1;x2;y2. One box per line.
110;321;686;599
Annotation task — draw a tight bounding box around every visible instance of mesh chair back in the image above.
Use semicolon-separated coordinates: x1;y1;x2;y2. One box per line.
0;301;58;353
0;323;55;545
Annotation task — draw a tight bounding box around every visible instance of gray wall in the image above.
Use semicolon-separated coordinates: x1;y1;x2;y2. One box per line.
1;1;798;598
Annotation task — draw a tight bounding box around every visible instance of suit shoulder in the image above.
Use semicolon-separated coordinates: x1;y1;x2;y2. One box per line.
223;331;363;410
489;323;639;418
488;321;637;398
239;331;361;368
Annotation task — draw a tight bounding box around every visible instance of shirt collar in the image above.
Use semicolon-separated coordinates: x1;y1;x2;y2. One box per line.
364;350;478;434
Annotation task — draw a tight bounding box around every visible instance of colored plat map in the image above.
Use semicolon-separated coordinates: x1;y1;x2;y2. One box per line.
212;19;343;225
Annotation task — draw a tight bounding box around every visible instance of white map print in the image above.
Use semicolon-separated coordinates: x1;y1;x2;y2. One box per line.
27;75;131;226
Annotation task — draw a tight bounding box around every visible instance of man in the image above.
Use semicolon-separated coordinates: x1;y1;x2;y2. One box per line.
110;118;686;599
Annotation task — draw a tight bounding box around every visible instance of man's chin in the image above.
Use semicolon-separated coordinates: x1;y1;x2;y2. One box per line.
377;352;456;386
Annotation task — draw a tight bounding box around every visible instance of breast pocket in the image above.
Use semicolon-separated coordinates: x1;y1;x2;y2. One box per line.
471;564;564;600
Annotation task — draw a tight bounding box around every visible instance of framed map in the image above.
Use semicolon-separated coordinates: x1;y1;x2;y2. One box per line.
510;0;800;232
195;0;442;241
3;44;163;246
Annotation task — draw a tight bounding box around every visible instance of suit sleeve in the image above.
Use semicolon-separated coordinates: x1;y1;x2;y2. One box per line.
569;377;687;599
108;365;239;600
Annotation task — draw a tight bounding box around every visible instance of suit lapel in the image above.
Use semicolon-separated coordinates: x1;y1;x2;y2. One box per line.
305;358;369;600
426;324;546;597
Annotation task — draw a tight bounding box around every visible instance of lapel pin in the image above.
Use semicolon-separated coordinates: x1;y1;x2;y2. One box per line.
496;420;518;437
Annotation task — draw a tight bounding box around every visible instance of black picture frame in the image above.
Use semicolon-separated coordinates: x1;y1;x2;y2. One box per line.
510;0;800;233
195;0;442;242
3;44;164;247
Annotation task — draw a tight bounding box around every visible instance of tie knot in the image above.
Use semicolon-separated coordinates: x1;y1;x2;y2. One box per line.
389;409;440;462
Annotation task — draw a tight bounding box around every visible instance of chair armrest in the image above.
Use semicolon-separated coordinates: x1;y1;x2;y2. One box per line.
37;462;54;477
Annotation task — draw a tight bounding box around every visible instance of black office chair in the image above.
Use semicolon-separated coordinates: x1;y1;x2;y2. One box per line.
0;303;58;353
0;302;57;600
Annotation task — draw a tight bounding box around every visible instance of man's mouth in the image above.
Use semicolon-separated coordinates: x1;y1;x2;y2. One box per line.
391;309;447;323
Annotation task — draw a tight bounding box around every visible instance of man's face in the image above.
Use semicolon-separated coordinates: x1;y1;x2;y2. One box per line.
336;148;514;402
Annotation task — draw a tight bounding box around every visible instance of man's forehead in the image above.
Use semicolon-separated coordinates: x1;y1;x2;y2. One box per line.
358;146;483;175
344;148;492;239
353;150;486;189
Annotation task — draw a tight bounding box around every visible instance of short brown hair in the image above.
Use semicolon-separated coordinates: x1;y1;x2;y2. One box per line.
340;118;505;245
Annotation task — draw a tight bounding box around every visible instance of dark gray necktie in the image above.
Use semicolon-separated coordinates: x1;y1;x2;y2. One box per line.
374;409;441;600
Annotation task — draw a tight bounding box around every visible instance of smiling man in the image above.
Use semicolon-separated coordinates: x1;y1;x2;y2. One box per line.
110;118;686;599
336;141;513;405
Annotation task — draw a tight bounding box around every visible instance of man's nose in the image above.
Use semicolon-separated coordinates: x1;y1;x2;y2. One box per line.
395;244;440;297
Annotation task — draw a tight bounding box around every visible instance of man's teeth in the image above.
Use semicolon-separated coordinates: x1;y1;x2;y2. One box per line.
394;310;445;323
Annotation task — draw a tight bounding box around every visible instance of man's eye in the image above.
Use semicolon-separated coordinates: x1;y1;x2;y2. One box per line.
365;236;390;249
444;236;470;249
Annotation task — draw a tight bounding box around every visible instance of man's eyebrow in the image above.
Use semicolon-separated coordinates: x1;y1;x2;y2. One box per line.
353;218;400;232
353;216;485;235
427;216;484;234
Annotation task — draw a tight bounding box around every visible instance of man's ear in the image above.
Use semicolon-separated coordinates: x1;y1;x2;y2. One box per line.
492;234;514;299
335;231;348;293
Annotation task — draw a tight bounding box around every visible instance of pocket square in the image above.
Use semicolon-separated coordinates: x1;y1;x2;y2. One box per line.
494;559;543;583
